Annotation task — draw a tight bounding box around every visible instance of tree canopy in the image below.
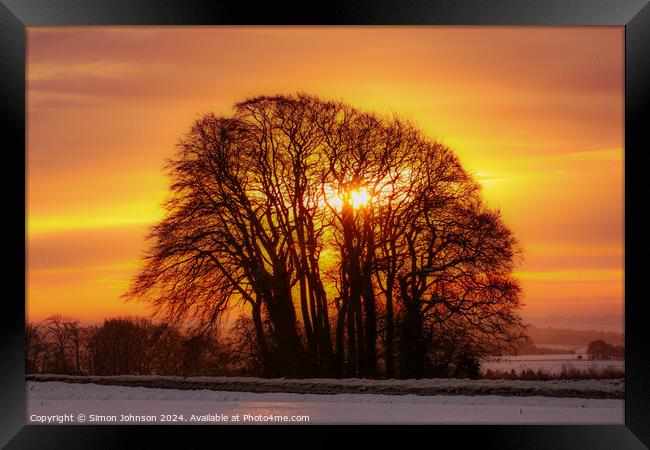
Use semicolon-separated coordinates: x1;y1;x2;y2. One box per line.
126;94;526;378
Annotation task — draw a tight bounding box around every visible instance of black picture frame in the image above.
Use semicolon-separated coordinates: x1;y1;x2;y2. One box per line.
2;0;648;448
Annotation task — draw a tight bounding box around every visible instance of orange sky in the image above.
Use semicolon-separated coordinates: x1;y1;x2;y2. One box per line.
26;27;624;330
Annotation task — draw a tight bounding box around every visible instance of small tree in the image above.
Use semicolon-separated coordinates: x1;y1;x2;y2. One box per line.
26;323;46;373
87;317;156;375
587;340;624;360
43;315;82;374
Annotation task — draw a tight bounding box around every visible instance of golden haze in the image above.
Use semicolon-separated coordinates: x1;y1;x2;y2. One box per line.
27;27;623;328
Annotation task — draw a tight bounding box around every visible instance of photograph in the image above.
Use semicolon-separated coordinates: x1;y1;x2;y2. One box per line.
25;26;624;425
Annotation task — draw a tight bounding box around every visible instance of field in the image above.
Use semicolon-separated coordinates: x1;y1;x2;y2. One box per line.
27;380;623;425
26;352;625;425
480;353;624;377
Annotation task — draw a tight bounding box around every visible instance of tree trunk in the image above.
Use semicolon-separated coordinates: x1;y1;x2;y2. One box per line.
265;276;308;376
251;302;271;375
362;277;378;377
398;278;426;378
297;267;315;364
385;284;395;377
361;216;377;377
335;296;347;377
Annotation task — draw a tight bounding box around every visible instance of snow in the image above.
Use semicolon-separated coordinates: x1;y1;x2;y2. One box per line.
481;354;624;375
534;344;589;353
27;374;624;399
27;381;623;425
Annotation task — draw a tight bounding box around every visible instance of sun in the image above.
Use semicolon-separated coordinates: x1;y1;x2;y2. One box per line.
349;187;370;209
320;185;371;211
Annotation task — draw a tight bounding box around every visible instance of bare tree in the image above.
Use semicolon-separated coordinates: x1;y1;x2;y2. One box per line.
86;317;156;375
43;315;82;374
26;322;46;374
126;93;525;378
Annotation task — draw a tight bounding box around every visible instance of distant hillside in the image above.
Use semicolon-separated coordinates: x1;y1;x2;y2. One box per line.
525;315;623;333
526;325;624;347
511;338;574;355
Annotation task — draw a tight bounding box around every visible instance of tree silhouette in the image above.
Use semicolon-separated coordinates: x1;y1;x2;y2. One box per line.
26;322;47;373
43;315;83;375
126;93;525;378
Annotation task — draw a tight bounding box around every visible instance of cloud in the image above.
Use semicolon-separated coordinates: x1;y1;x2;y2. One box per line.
514;269;623;282
26;27;624;322
27;224;151;270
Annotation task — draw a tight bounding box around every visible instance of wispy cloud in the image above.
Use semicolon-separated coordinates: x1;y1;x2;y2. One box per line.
26;26;624;321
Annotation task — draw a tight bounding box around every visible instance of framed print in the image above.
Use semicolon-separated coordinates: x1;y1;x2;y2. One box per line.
2;0;649;448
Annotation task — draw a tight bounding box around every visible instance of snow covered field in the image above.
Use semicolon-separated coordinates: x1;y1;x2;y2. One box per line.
27;381;623;425
480;354;624;375
26;374;624;399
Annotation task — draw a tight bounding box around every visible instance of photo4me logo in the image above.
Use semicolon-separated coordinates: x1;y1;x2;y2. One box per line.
188;413;310;423
242;414;310;423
